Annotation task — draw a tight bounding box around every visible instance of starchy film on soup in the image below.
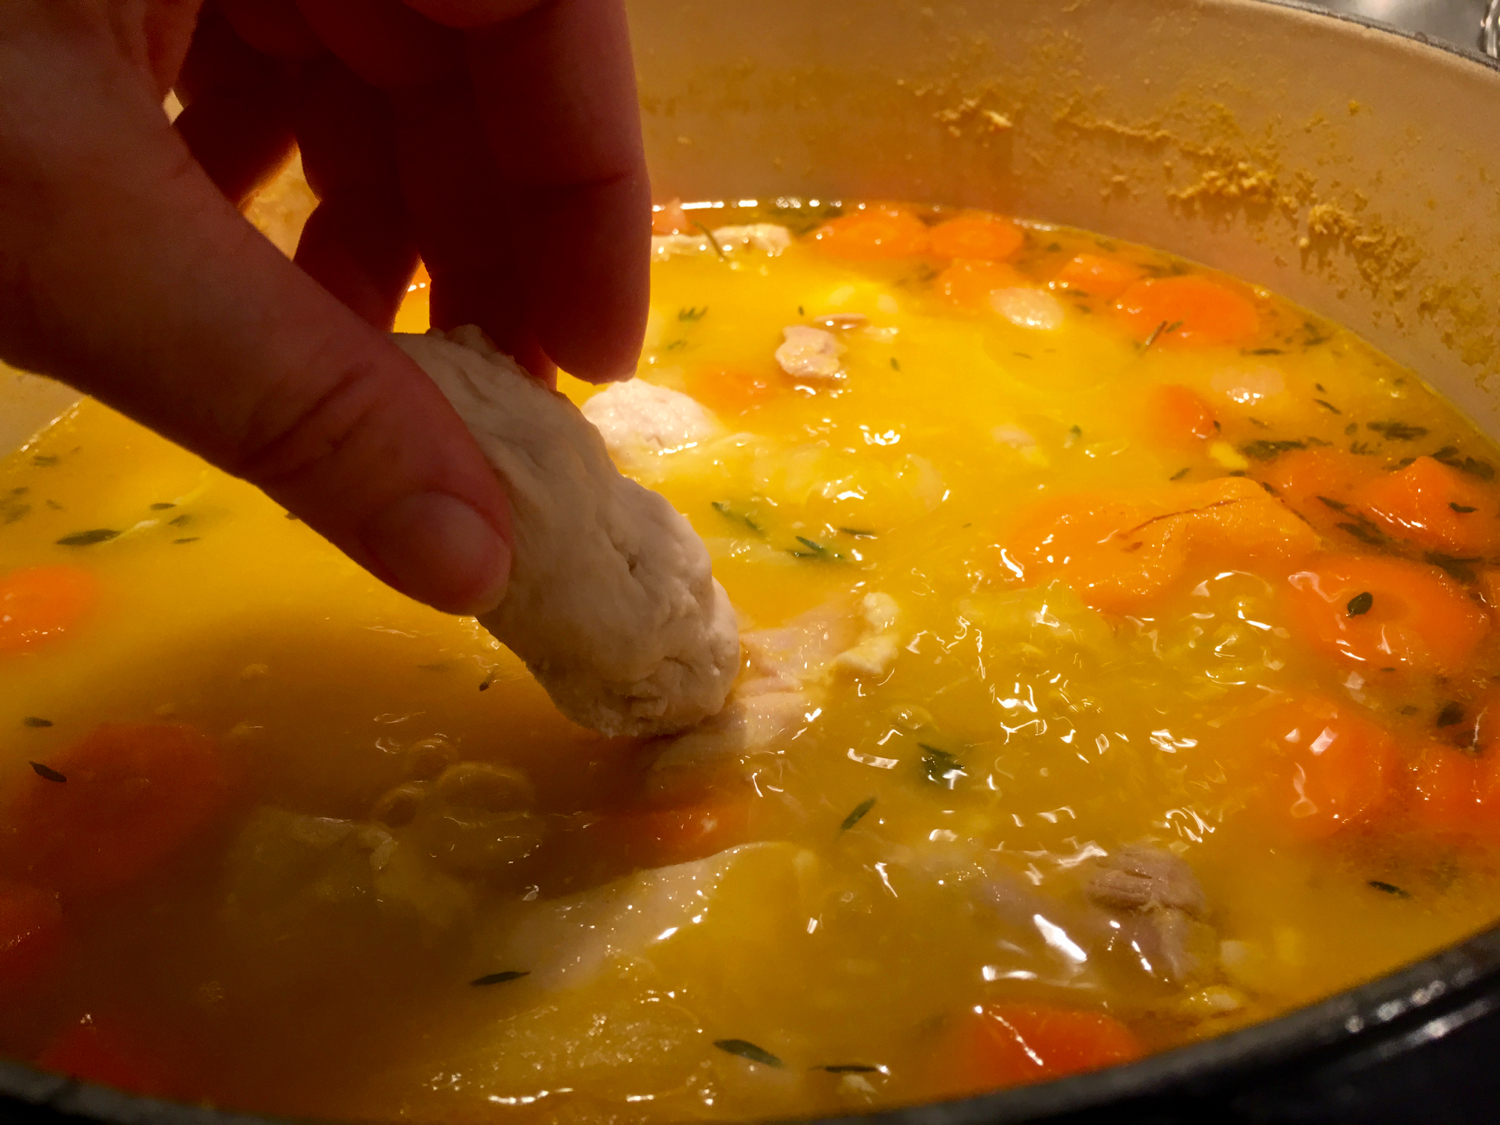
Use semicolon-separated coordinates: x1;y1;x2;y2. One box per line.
7;188;1500;1123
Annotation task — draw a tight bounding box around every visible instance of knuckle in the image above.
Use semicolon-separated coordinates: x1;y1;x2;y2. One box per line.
230;356;392;499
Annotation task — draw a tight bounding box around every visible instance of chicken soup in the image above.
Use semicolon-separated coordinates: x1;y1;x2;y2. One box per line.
4;198;1500;1121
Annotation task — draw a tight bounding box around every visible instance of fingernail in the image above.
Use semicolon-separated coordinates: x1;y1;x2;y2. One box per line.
364;493;510;616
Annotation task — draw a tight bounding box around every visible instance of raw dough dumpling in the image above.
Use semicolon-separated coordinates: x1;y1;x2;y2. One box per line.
393;327;740;737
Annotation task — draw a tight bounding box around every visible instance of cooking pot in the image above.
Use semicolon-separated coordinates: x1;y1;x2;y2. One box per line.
4;0;1500;1121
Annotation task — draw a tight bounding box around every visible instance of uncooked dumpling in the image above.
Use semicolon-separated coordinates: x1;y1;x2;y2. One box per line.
393;327;740;737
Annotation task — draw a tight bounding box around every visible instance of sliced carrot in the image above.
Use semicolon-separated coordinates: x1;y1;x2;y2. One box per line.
604;800;751;867
1;723;229;895
0;565;98;655
652;198;691;235
928;214;1024;262
1481;567;1500;612
1115;275;1260;348
1051;253;1143;300
0;879;63;995
935;259;1026;312
684;365;777;416
1257;448;1384;529
1002;477;1318;613
1283;555;1490;673
36;1017;174;1098
933;1004;1143;1097
1473;686;1500;756
1142;384;1217;447
1355;456;1500;555
1248;696;1397;839
811;205;931;260
1409;746;1491;837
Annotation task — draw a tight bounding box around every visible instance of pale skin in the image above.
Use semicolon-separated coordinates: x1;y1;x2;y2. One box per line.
0;0;651;615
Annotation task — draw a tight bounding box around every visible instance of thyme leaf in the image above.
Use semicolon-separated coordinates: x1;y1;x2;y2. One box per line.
1316;496;1349;512
840;797;876;832
711;500;764;535
691;220;725;260
918;743;965;786
1432;447;1496;481
471;971;529;986
29;761;65;783
22;717;52;728
1313;399;1342;414
1368;880;1410;898
1337;521;1390;547
789;535;843;561
714;1039;783;1068
677;306;708;321
1436;702;1465;728
1346;591;1374;617
821;1064;880;1074
1424;551;1482;584
56;529;118;547
1240;439;1306;461
1366;420;1428;442
1450;503;1478;514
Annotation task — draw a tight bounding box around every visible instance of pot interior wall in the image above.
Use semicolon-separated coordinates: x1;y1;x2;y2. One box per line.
629;0;1500;435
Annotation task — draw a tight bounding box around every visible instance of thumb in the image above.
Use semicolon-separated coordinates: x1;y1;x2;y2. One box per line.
0;30;510;614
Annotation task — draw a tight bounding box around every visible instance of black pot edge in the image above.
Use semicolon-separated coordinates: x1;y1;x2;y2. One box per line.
1250;0;1500;70
4;3;1500;1124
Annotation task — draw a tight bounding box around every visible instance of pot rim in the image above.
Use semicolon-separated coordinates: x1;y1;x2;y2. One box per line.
5;3;1500;1125
1253;0;1500;68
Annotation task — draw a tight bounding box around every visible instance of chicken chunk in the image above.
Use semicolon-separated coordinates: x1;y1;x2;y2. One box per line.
775;326;845;380
650;223;792;261
580;380;719;460
1083;845;1214;986
395;327;739;737
646;596;900;794
1086;845;1207;917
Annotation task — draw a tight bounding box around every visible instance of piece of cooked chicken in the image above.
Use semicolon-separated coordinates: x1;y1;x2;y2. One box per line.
393;327;740;738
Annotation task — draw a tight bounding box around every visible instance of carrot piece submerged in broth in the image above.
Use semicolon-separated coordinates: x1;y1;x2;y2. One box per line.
0;565;97;654
0;723;229;896
1116;275;1260;348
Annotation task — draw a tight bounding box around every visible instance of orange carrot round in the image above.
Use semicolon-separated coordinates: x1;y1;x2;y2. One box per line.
604;800;751;868
934;1004;1143;1097
37;1017;178;1098
1115;275;1260;348
811;205;931;260
1258;448;1384;529
684;365;777;416
1052;253;1144;300
935;259;1026;312
1283;554;1490;673
1;723;229;895
928;214;1024;262
1142;383;1217;446
1249;695;1397;839
0;880;63;995
1002;477;1317;613
0;565;98;655
1355;455;1500;555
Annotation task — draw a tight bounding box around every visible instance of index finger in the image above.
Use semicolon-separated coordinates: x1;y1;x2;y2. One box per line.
430;0;650;382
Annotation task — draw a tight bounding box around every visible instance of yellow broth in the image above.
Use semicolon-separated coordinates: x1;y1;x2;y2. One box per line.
4;200;1500;1121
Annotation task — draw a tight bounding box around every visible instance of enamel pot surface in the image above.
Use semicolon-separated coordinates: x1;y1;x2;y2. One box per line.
5;1;1500;1122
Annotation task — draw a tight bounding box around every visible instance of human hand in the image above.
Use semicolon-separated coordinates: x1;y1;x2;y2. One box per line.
0;0;650;615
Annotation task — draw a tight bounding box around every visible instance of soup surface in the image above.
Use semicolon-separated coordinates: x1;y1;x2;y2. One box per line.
5;197;1500;1122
